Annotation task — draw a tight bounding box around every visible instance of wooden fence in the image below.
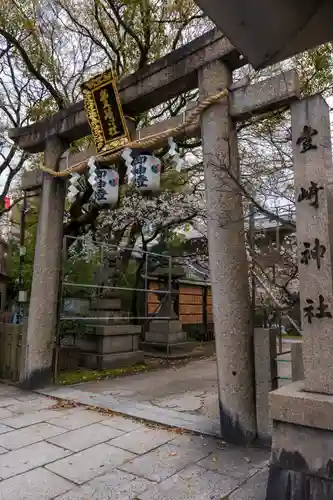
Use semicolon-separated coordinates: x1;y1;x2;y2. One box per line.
148;280;214;338
0;323;25;382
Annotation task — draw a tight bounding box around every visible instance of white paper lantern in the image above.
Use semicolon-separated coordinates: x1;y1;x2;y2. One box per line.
94;169;119;206
130;152;161;191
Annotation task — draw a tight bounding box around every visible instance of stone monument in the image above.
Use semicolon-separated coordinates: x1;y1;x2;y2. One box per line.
144;265;189;356
266;95;333;499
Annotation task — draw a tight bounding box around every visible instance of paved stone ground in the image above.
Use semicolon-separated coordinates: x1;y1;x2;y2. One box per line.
39;356;292;436
0;383;269;499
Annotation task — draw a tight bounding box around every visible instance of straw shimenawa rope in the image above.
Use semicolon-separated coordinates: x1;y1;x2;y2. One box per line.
39;88;229;178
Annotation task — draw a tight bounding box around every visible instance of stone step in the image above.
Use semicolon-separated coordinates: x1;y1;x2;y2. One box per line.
93;324;142;336
90;298;121;311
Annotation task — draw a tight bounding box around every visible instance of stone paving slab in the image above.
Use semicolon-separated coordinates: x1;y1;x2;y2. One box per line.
0;467;73;500
0;408;14;420
45;443;135;485
0;424;12;435
228;468;269;500
37;387;220;436
4;396;55;414
55;469;153;500
0;440;70;479
1;409;62;429
47;422;125;452
169;433;223;453
0;422;67;450
138;464;242;500
0;383;271;500
109;427;175;455
47;408;109;430
0;398;20;408
100;415;144;432
119;442;211;483
197;445;269;480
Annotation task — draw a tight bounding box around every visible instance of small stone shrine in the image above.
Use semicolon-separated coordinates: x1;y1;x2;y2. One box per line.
76;294;143;370
143;265;189;356
266;95;333;499
74;248;143;369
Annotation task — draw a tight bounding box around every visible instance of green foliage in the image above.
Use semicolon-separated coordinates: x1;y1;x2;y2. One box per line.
7;221;37;299
295;43;333;96
58;363;149;385
63;251;100;298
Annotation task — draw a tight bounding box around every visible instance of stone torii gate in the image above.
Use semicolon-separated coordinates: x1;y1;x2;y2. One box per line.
10;28;300;445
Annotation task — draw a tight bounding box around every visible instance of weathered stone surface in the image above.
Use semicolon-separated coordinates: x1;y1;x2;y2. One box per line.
138;464;241;500
145;329;187;344
2;409;62;429
254;328;278;442
55;470;152;500
170;433;221;453
109;427;174;455
0;424;13;435
270;419;333;480
101;416;143;433
292;95;333;394
45;443;135;484
0;408;14;420
228;468;269;500
47;408;108;430
269;381;333;431
5;396;54;414
291;342;304;381
47;422;124;452
0;422;66;450
94;324;142;336
90;298;122;311
266;465;333;500
119;442;210;483
0;441;70;479
0;467;73;500
199;59;256;444
197;445;269;479
20;137;67;389
230;69;300;120
0;397;20;408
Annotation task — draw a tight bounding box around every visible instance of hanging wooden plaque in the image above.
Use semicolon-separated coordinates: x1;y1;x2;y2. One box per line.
81;69;130;154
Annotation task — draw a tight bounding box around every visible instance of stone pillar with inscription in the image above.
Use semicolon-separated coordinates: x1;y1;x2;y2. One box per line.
266;95;333;499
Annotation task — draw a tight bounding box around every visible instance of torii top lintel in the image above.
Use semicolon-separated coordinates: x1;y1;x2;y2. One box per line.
8;29;243;154
194;0;333;69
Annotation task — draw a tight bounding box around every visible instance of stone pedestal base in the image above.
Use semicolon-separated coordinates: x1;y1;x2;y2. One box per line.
142;319;191;357
145;320;187;344
266;381;333;500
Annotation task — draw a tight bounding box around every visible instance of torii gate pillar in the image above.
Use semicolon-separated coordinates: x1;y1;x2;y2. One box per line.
199;60;257;444
20;136;67;389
